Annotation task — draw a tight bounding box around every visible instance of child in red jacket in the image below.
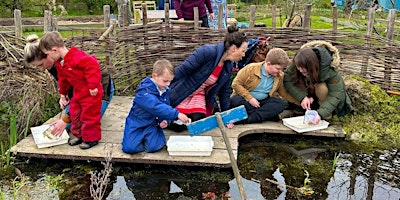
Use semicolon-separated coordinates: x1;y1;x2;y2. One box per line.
39;31;103;149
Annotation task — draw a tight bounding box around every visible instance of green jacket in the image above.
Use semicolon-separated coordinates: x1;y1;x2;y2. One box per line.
284;41;353;118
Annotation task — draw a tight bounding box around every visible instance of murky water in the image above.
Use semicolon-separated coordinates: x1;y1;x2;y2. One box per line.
4;133;400;200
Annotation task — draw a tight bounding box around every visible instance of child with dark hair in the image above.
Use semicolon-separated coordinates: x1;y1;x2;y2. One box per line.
168;25;248;131
122;59;190;154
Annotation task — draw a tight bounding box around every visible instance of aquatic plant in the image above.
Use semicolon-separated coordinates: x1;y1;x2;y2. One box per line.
90;144;113;200
332;153;339;171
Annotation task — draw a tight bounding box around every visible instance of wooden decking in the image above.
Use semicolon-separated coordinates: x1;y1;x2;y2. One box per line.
11;96;346;168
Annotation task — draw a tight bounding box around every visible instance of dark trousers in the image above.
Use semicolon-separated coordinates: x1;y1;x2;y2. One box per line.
168;112;205;132
230;95;286;124
184;15;209;27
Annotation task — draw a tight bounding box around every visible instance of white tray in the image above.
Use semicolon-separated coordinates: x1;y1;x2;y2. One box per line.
282;116;329;133
31;125;69;148
167;136;214;156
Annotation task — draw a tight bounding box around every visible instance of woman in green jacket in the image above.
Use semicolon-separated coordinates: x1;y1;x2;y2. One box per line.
284;41;353;120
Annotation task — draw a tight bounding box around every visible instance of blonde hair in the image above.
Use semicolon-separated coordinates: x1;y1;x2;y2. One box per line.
39;31;65;51
153;59;174;76
24;34;47;63
265;48;290;67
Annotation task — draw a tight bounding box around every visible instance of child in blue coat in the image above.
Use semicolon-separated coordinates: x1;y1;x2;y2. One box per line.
122;59;190;154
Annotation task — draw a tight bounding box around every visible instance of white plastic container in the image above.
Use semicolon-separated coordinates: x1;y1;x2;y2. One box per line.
282;116;329;133
167;136;214;156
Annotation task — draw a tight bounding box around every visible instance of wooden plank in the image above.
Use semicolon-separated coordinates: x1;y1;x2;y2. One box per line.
10;96;346;168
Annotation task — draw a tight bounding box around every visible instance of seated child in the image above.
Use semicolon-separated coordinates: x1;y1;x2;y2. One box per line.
122;59;190;154
230;48;299;124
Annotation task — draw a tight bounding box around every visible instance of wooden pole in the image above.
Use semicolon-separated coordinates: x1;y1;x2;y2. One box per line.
383;9;396;90
142;3;148;25
303;4;311;31
193;7;199;30
249;5;256;28
51;17;58;31
218;4;223;29
122;4;128;27
271;5;276;28
215;113;247;200
104;5;110;27
332;5;337;34
164;3;170;25
361;7;375;76
44;10;51;32
13;9;22;39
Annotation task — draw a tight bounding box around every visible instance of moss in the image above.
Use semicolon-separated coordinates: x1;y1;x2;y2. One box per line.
343;75;400;149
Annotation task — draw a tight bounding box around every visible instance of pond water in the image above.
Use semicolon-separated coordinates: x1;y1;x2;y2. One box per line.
3;133;400;200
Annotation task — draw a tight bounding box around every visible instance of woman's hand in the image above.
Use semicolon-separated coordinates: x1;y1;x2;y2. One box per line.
50;119;67;137
301;97;314;110
159;120;168;128
249;98;260;108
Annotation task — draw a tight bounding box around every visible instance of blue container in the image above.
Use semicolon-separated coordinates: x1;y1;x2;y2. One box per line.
158;0;174;10
379;0;400;12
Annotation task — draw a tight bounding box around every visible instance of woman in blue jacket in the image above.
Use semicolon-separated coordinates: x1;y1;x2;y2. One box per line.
168;25;248;131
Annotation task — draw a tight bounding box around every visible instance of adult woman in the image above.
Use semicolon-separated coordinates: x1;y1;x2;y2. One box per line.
283;40;353;120
173;0;214;27
24;34;114;138
168;25;248;131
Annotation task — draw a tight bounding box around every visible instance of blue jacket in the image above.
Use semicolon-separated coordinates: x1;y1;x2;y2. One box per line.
124;77;179;131
169;43;234;113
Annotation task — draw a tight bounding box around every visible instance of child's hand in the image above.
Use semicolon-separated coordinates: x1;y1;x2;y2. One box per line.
178;113;190;124
159;120;168;128
89;88;98;96
249;98;260;108
59;95;69;109
226;123;234;129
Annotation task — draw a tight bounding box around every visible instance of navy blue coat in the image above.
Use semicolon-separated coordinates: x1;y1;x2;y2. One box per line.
169;43;234;113
122;77;179;154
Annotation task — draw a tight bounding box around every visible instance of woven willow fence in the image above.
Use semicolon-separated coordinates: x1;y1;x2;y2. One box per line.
69;24;399;96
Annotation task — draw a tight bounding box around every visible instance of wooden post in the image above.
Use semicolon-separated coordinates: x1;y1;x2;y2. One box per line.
383;9;396;90
142;3;148;25
51;17;58;31
14;9;22;39
215;113;247;200
332;5;337;34
361;7;375;76
249;5;256;28
271;5;276;28
218;4;223;29
303;4;311;30
111;19;117;37
193;7;199;30
44;10;51;32
164;3;170;25
104;5;110;27
122;4;128;26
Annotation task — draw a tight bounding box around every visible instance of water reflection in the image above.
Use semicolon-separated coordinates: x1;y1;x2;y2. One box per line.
238;134;400;200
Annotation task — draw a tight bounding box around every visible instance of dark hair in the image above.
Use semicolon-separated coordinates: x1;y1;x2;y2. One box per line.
24;34;47;63
224;25;247;50
293;47;320;85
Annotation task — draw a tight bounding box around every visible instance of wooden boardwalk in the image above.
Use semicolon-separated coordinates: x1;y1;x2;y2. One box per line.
11;96;346;168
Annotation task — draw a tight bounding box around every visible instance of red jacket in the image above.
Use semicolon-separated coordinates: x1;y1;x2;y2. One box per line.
56;46;103;100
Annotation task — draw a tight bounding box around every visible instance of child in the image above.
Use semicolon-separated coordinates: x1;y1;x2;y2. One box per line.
39;31;103;149
122;59;190;154
230;48;300;124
